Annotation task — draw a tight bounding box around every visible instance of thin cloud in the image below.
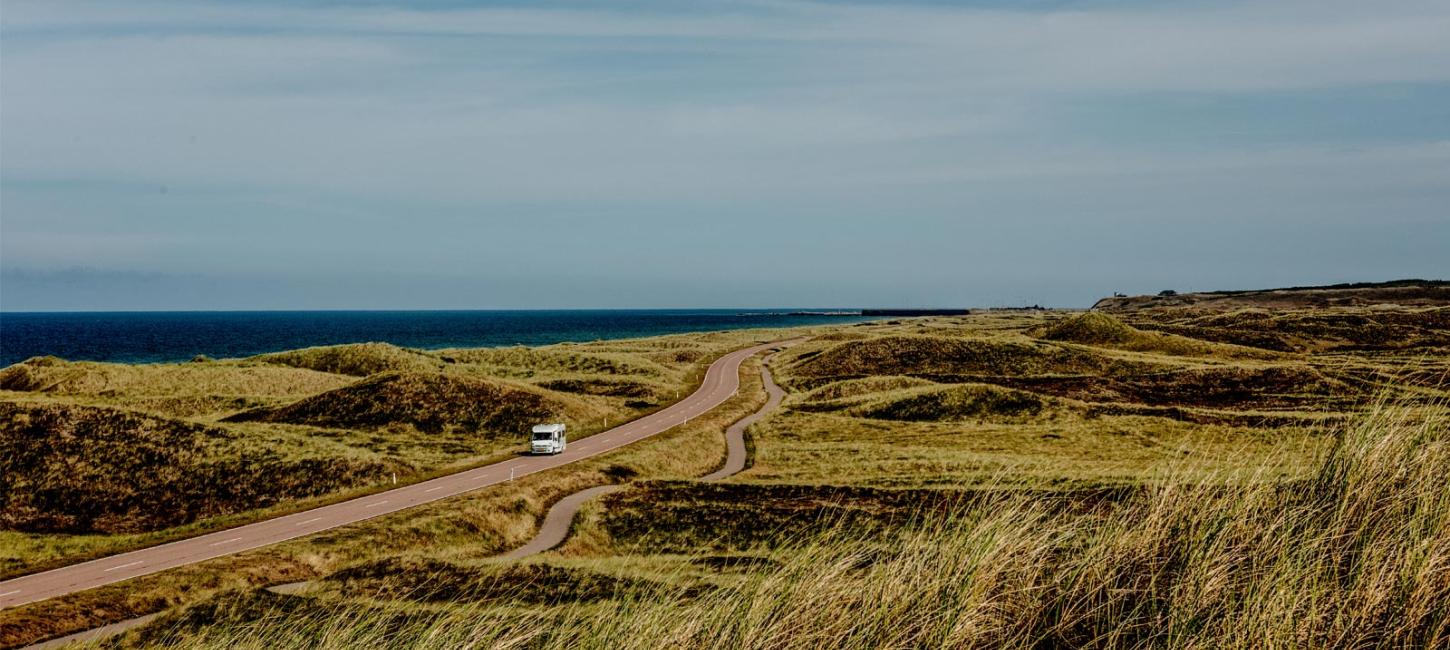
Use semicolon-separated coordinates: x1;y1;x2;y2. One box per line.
1;0;1447;308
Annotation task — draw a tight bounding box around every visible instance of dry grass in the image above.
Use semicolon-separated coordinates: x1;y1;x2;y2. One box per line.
437;347;674;381
116;397;1449;649
805;383;1052;422
742;409;1325;488
0;355;772;648
784;334;1124;386
797;375;937;402
0;402;394;536
1124;306;1450;353
0;328;802;579
5;306;1448;648
1038;311;1279;359
225;371;606;436
247;343;445;377
0;357;352;418
742;311;1386;490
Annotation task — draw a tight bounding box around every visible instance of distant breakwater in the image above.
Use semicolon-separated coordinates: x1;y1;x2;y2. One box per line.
861;309;973;316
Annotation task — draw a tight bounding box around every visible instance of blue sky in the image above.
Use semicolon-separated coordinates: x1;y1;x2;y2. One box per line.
2;0;1447;310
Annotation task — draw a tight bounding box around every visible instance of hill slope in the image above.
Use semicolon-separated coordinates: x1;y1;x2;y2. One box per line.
0;402;390;534
248;343;444;377
227;371;599;436
1092;279;1450;312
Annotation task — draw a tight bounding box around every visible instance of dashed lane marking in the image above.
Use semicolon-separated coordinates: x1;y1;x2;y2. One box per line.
103;561;144;573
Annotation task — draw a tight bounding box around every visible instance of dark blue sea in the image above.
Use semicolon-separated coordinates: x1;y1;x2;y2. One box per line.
0;310;873;367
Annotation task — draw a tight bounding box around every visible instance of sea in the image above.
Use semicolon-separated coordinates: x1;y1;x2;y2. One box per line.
0;310;875;367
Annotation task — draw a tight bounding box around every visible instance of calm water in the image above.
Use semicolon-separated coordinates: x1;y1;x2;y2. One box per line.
0;310;873;366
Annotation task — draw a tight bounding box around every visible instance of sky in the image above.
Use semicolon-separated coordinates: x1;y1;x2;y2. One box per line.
1;0;1448;310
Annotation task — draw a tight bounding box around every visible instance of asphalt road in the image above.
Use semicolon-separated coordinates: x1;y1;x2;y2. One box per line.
702;350;788;481
0;340;782;611
499;484;625;560
502;346;795;560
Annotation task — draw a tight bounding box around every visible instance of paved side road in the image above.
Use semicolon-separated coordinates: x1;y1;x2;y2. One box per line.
500;484;625;560
702;350;788;482
503;345;797;560
0;341;783;611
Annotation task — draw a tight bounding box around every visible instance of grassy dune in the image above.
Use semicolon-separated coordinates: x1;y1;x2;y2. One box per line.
0;329;786;579
113;398;1449;649
0;357;352;417
786;334;1121;384
3;299;1448;648
1124;306;1450;352
733;308;1380;490
225;371;605;436
800;382;1052;422
249;343;446;377
0;402;393;537
1038;311;1280;359
0;342;779;647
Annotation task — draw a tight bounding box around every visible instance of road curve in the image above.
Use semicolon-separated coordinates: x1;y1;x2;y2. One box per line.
504;346;796;560
499;484;625;560
702;350;787;482
0;341;782;611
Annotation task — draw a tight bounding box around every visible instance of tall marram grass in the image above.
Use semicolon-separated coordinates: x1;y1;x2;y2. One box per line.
142;397;1448;649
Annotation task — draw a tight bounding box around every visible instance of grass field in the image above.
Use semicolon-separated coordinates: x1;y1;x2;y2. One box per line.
0;328;793;577
2;293;1447;648
112;396;1448;649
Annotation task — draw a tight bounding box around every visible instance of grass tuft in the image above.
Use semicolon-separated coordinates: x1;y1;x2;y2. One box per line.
125;397;1449;649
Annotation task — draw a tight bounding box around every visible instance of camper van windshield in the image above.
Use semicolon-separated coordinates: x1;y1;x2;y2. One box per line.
532;431;555;441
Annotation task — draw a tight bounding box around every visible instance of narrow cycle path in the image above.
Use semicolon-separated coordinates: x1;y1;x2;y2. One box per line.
504;346;794;559
0;341;782;612
702;350;787;482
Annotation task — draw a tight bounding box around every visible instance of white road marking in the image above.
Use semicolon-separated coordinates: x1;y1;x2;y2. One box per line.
425;486;445;493
0;343;780;612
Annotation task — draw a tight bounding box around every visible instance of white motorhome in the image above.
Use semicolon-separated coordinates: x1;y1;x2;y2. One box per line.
530;423;567;455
